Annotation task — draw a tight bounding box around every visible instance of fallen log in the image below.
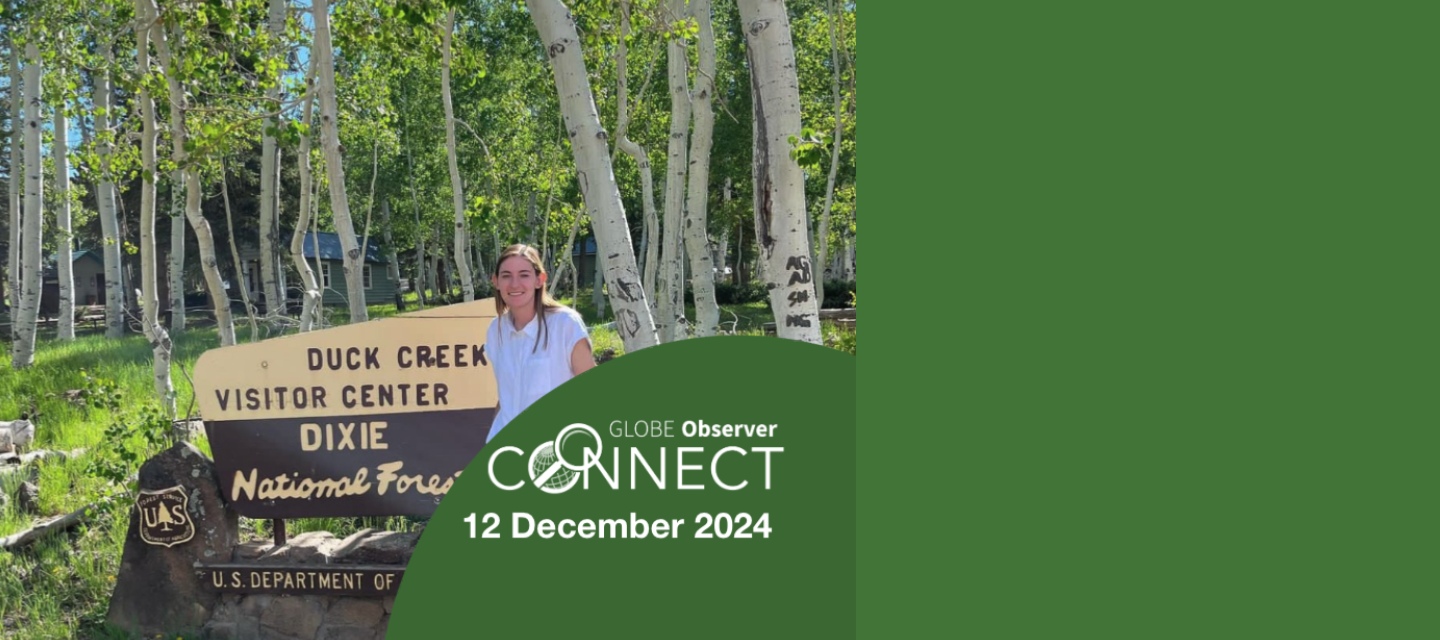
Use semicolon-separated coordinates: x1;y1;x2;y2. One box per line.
0;449;85;480
0;496;114;551
19;448;84;465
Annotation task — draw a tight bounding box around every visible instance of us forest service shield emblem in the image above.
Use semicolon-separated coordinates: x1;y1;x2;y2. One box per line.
137;485;195;548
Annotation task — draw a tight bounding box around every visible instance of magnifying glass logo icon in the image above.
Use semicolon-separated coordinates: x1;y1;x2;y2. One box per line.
529;423;603;493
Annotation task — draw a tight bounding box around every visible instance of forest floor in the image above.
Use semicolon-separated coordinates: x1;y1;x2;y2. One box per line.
0;288;853;638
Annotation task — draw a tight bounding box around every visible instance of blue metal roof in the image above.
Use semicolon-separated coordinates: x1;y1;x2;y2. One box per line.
301;231;387;263
571;236;597;255
45;249;104;265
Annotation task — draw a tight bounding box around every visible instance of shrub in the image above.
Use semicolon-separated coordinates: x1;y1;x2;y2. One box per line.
713;280;769;305
588;325;626;363
822;280;856;309
709;279;853;307
822;321;856;355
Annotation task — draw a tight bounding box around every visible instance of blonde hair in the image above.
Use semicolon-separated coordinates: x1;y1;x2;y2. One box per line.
493;244;566;353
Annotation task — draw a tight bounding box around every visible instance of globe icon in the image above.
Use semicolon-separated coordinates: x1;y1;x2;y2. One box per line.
529;442;577;490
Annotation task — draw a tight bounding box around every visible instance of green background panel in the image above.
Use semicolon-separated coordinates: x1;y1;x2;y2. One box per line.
865;1;1438;638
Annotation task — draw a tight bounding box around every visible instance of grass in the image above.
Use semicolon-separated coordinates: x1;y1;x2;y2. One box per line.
0;287;851;638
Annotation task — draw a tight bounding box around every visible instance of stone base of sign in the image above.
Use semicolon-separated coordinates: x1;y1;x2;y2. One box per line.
107;441;240;636
197;530;415;639
201;592;392;640
107;445;420;640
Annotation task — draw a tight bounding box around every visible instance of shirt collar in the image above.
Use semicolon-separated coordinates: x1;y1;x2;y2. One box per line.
504;311;540;339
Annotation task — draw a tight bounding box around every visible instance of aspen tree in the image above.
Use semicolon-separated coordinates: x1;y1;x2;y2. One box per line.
133;0;175;410
6;40;18;344
441;8;475;301
658;0;691;342
813;0;844;304
382;198;403;310
289;64;322;331
525;0;658;351
683;0;720;337
312;0;368;322
12;39;42;367
737;0;820;343
53;81;73;340
144;0;234;345
219;157;257;342
96;38;125;338
613;0;660;307
257;0;286;315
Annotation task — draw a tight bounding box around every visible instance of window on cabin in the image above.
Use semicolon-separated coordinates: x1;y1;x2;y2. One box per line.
364;264;373;289
321;263;332;288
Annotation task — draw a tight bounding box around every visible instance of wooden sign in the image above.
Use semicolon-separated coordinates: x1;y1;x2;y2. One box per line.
193;299;499;518
197;564;403;597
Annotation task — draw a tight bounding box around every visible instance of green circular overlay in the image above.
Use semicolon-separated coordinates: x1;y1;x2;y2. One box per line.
389;336;856;637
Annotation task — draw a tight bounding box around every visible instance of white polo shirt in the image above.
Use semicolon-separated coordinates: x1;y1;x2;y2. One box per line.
486;307;589;442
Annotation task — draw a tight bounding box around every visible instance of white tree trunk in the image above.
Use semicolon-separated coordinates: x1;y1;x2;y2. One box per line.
441;9;475;302
526;0;658;351
684;0;720;338
472;227;487;284
133;5;175;411
613;0;660;311
258;132;278;316
738;0;820;344
257;0;286;316
96;40;125;338
843;230;855;282
425;228;439;297
526;192;538;246
549;207;583;298
639;159;659;304
7;44;20;344
184;176;236;347
312;0;367;322
382;199;403;309
440;226;455;295
717;219;731;283
724;177;735;284
311;173;326;327
592;235;607;317
406;145;426;309
147;5;234;345
359;139;380;301
813;0;843;305
165;28;185;333
220;159;258;342
12;40;43;367
658;0;691;341
471;228;481;286
54;100;74;340
167;171;185;332
716;226;729;284
290;63;321;332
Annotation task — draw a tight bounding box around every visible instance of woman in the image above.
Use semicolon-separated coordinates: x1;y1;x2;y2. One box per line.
486;244;596;442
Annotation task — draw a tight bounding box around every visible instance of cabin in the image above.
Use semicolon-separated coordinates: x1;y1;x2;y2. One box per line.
571;236;598;284
40;250;111;314
239;232;395;308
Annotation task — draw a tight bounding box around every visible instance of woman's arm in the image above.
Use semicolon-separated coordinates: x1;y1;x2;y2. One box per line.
570;338;596;376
